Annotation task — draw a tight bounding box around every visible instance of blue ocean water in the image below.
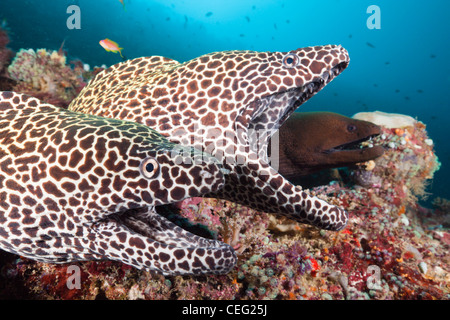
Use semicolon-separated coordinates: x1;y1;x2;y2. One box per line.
1;0;449;202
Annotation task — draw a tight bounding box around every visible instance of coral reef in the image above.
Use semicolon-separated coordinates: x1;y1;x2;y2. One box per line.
0;111;447;300
351;115;441;204
7;48;89;108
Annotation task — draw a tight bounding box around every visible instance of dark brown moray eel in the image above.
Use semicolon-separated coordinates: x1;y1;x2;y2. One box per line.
271;112;385;178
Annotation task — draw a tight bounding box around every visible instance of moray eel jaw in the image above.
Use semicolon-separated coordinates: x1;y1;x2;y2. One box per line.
93;205;236;276
321;121;385;166
248;58;349;159
320;134;385;167
278;60;349;126
326;133;382;153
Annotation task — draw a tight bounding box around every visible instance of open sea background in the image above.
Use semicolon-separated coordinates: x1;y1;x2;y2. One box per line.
1;0;449;204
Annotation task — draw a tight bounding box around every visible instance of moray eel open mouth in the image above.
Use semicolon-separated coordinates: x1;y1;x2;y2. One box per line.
249;60;350;162
285;61;349;116
328;133;382;153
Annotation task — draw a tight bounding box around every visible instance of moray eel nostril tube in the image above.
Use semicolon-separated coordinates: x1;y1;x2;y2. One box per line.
69;45;350;231
0;91;236;276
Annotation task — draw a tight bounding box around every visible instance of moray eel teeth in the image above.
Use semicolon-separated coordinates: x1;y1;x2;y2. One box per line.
0;91;236;276
69;45;351;231
327;134;381;152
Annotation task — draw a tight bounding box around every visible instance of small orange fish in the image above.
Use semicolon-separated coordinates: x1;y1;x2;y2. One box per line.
118;0;126;10
99;38;124;58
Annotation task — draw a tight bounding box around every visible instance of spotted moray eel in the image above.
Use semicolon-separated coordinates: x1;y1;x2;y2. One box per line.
69;45;350;231
0;91;236;275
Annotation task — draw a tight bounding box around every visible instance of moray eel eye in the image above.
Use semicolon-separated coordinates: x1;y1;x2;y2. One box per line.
347;124;357;133
282;53;300;68
141;158;159;179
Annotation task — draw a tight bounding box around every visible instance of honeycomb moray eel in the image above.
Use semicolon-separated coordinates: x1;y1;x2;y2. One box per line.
69;45;350;231
0;91;236;276
272;111;385;178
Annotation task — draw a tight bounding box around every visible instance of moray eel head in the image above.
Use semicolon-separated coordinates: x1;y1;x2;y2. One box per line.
277;112;384;176
0;91;236;276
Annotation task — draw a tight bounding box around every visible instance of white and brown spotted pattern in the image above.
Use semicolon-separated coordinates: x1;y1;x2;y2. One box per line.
69;45;350;231
0;91;236;275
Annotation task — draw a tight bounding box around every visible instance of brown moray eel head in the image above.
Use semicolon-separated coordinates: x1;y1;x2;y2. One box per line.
274;112;385;177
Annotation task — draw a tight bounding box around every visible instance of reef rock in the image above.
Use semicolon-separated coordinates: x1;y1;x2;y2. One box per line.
7;48;87;107
353;111;417;129
351;114;440;203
